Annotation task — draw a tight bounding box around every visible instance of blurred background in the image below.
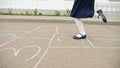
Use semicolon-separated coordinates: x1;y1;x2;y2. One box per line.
0;0;120;16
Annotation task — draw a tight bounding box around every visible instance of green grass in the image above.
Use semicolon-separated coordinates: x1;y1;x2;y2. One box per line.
0;9;71;17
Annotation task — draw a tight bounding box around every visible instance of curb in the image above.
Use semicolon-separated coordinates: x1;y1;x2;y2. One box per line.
0;15;120;25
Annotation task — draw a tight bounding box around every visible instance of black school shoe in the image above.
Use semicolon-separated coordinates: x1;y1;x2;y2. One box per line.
73;33;87;40
97;9;107;23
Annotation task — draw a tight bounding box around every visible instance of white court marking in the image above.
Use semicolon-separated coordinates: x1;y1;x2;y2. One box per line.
0;45;41;62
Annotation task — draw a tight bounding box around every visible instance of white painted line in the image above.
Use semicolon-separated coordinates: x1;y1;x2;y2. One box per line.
0;31;26;33
0;47;16;52
51;46;120;49
19;26;42;37
57;37;61;42
18;37;50;40
7;33;17;40
95;47;120;49
50;46;91;49
34;26;57;68
0;26;42;47
56;26;59;34
23;46;41;62
86;38;95;48
33;33;56;68
87;35;120;37
60;33;72;36
56;26;60;41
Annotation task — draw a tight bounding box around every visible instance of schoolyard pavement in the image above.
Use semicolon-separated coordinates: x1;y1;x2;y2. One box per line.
0;15;120;68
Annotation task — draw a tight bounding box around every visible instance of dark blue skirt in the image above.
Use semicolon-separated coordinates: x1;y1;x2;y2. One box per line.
70;0;95;18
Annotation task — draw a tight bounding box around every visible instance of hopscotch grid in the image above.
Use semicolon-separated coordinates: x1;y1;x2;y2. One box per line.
1;24;120;68
33;26;58;68
33;34;56;68
0;26;42;47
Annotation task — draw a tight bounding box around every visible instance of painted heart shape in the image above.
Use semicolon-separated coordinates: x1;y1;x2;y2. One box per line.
0;45;41;62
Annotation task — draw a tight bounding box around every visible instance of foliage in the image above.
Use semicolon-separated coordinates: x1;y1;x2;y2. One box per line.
25;11;29;15
8;8;12;15
0;11;1;15
0;8;71;16
66;9;70;16
34;8;38;15
54;10;61;16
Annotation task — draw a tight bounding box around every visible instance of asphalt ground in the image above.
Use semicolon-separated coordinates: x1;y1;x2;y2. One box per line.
0;16;120;68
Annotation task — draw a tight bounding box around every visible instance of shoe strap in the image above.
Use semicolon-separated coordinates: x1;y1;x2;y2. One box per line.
79;33;85;36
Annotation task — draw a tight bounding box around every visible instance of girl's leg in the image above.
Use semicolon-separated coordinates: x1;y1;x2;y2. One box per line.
73;18;86;39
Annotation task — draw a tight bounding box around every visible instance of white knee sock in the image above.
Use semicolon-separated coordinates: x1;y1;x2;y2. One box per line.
73;18;86;35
